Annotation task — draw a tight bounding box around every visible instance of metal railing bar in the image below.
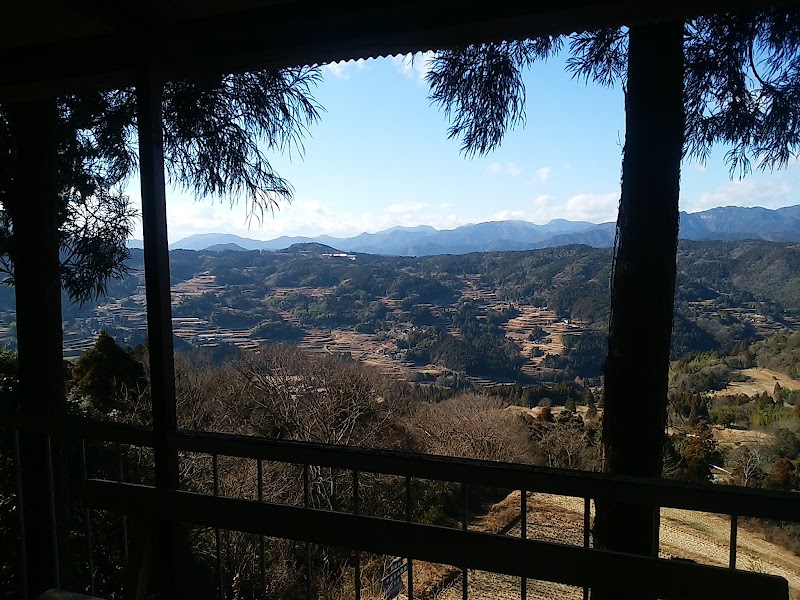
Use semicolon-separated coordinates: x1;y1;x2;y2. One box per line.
172;428;800;523
13;431;28;600
118;443;128;568
729;515;738;570
405;475;413;600
304;464;311;600
213;453;223;600
652;505;661;558
583;497;591;600
521;488;527;600
462;482;468;600
85;480;790;600
257;458;266;599
46;434;60;589
80;440;95;596
353;470;361;600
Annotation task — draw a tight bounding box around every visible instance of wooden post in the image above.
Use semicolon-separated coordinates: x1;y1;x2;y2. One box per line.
6;99;70;598
136;64;180;597
594;20;684;599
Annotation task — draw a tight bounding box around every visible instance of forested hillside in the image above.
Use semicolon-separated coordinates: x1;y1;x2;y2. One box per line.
0;240;798;384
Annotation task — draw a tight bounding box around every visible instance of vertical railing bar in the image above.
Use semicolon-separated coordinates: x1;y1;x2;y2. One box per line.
729;514;738;569
80;440;95;596
13;431;28;600
353;470;361;600
213;453;223;600
257;459;266;599
462;482;468;600
118;443;128;568
46;434;60;589
405;475;413;600
652;504;660;558
583;497;591;600
521;488;527;600
304;463;311;600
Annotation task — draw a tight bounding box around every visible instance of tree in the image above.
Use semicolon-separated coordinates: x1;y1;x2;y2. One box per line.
762;457;800;491
680;422;722;483
69;331;145;411
426;8;800;566
2;68;320;594
727;445;769;487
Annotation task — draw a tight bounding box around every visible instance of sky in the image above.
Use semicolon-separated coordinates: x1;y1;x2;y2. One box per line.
126;53;800;243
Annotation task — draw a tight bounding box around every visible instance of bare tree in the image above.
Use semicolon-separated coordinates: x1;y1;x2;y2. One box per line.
405;393;535;463
727;444;770;487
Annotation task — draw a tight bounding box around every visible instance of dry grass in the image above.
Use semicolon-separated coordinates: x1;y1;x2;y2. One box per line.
713;367;800;397
395;492;800;600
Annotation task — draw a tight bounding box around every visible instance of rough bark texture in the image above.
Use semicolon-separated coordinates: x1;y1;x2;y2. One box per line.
594;21;684;598
6;100;69;597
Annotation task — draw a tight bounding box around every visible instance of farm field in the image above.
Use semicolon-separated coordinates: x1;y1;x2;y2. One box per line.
713;367;800;397
61;269;585;386
394;493;800;600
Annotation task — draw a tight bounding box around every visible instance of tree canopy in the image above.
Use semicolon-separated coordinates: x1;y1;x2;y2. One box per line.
427;9;800;174
0;67;321;303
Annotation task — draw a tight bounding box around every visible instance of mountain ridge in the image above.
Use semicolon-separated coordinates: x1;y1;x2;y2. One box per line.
157;204;800;256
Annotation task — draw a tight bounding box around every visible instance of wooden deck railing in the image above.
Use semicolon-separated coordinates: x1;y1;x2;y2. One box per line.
3;414;798;599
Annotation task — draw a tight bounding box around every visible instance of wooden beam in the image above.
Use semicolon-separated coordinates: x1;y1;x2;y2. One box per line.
84;480;790;600
0;0;795;100
6;99;68;598
136;63;179;598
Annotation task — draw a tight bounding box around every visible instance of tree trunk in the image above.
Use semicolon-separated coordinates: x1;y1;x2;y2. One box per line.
594;20;684;598
6;100;69;596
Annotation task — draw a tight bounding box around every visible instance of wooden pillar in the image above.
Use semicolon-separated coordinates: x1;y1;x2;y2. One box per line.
594;20;684;599
137;66;180;597
6;99;69;597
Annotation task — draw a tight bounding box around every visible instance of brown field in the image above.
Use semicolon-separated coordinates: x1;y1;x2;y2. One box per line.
387;492;800;600
713;426;774;447
713;367;800;397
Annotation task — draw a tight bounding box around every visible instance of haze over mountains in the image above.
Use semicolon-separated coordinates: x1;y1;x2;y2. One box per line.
146;204;800;256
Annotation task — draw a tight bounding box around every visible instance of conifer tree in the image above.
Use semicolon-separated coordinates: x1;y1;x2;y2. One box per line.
427;8;800;563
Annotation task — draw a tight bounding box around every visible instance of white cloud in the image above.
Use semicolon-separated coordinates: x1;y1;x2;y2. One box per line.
487;162;523;176
560;193;620;222
322;58;366;80
161;196;473;242
386;201;429;214
488;193;619;225
391;52;434;84
532;167;552;184
687;179;791;212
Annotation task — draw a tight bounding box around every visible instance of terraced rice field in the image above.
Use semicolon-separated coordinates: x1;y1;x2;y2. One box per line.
62;270;583;385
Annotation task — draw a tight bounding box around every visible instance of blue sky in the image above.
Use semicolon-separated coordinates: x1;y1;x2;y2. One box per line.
127;53;800;242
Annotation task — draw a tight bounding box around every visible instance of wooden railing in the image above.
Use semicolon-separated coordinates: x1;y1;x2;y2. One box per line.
3;414;798;599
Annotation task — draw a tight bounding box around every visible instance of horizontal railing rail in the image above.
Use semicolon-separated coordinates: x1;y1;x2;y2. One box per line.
175;428;800;522
5;413;800;599
3;414;799;522
1;412;152;446
84;479;789;600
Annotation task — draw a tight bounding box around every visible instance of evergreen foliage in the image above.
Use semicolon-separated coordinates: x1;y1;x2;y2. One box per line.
69;331;144;410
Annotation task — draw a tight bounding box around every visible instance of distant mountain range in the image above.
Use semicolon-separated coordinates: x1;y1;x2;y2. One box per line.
128;205;800;256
